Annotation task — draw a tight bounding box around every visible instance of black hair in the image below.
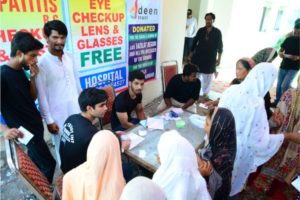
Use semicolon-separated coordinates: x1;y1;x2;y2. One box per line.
78;88;108;112
43;20;68;37
183;63;198;76
10;31;43;57
237;59;251;71
129;70;145;82
294;19;300;29
205;12;215;20
188;9;192;14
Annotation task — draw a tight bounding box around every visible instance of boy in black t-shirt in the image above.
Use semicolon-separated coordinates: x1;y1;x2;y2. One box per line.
273;21;300;105
111;71;146;131
0;32;56;183
158;64;200;113
59;88;108;173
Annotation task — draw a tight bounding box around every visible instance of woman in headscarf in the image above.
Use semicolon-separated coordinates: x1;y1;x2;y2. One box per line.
62;130;125;200
198;107;236;200
120;176;166;200
205;47;278;119
152;130;211;200
252;75;300;199
218;63;299;197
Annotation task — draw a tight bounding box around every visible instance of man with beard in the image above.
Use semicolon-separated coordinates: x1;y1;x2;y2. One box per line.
36;20;81;166
111;71;146;131
189;12;223;97
0;31;56;183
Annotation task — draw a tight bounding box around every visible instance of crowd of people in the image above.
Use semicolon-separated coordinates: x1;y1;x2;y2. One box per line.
0;12;299;200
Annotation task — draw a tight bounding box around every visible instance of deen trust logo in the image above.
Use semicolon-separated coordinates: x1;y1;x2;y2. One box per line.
129;0;158;20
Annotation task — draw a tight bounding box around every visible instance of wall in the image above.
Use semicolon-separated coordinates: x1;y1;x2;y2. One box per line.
142;0;188;105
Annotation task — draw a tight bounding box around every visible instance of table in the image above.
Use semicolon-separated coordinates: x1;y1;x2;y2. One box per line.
124;107;206;172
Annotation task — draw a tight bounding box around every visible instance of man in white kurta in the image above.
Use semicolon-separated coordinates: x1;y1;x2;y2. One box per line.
36;20;81;165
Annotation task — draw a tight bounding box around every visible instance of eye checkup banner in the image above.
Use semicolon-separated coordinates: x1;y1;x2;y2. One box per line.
0;0;161;92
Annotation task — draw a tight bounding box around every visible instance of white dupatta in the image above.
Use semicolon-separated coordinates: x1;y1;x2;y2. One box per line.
152;130;211;200
218;63;284;196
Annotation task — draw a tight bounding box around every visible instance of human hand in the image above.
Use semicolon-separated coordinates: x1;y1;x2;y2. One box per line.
204;100;217;109
47;123;59;134
29;64;39;78
121;139;131;151
3;128;24;140
198;158;213;176
216;59;221;66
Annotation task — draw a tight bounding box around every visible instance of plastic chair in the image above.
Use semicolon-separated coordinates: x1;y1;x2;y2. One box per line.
161;60;178;92
94;80;116;129
5;139;54;200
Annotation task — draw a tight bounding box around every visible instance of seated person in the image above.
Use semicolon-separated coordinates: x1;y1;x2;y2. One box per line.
59;88;108;173
62;130;125;200
111;71;146;131
152;130;211;200
157;63;200;113
120;176;166;200
197;108;236;200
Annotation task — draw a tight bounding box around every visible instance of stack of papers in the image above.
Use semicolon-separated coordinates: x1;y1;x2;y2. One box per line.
127;133;145;150
147;117;164;130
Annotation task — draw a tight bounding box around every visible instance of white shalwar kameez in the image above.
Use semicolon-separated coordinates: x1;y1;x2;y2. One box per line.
36;51;81;165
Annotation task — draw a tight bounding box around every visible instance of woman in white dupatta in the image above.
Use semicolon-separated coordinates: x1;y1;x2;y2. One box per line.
152;130;211;200
120;176;166;200
218;63;285;196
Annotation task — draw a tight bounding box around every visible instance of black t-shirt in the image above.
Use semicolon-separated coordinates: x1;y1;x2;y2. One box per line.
280;36;300;70
0;65;44;140
59;114;98;174
111;90;142;130
164;74;200;103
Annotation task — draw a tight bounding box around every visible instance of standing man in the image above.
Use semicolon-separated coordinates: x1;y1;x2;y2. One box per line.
183;9;198;61
36;20;81;165
157;64;200;113
189;12;223;97
0;31;56;183
59;88;108;174
272;21;300;106
111;71;146;131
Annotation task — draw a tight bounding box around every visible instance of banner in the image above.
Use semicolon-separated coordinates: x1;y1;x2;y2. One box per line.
0;0;161;92
0;0;64;62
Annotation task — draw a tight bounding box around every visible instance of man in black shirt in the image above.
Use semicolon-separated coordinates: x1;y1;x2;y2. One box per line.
158;64;200;113
59;88;108;173
111;71;146;131
189;12;223;97
273;21;300;105
0;31;56;183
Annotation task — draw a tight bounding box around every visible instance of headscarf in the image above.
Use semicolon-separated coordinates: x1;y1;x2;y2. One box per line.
120;176;166;200
62;130;125;200
218;63;284;196
252;47;277;64
152;130;211;200
204;108;236;199
253;75;300;190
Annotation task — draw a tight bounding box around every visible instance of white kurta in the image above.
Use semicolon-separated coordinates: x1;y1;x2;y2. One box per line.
218;63;284;196
36;51;81;164
185;17;198;38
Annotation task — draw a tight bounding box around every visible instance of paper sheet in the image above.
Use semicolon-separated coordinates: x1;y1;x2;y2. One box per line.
291;175;300;192
147;117;164;130
128;133;145;150
18;126;34;145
